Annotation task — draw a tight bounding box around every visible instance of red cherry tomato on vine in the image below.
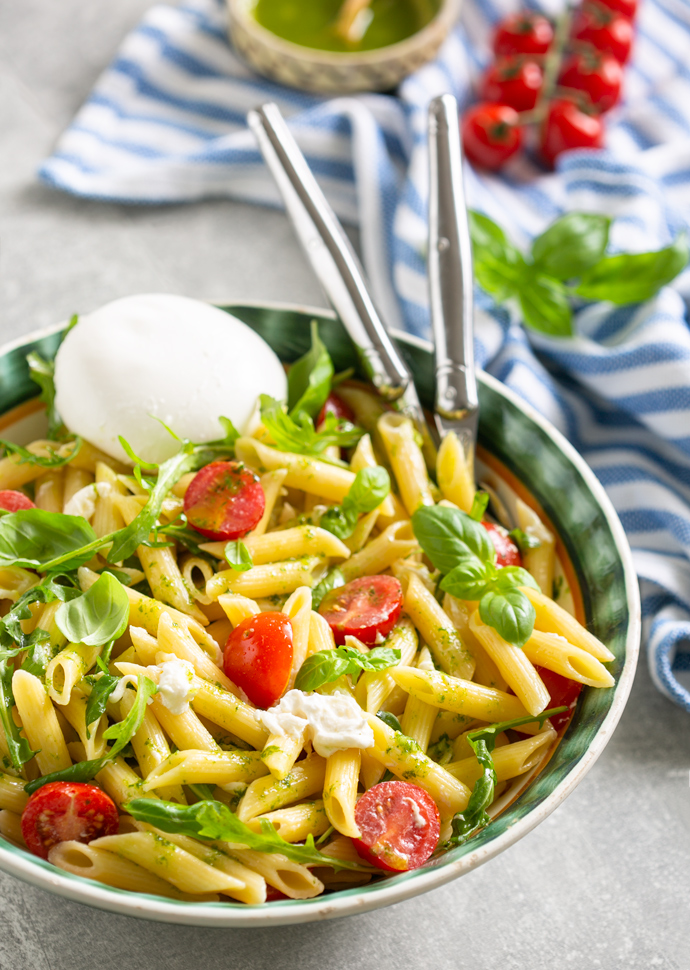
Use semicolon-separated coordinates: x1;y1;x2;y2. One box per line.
533;666;583;730
318;575;403;646
540;99;604;166
461;103;523;170
493;11;554;56
0;490;34;512
596;0;638;21
559;50;623;112
353;781;440;871
224;612;293;708
572;3;634;63
317;392;355;428
184;460;265;541
483;521;522;568
21;782;119;860
480;57;544;112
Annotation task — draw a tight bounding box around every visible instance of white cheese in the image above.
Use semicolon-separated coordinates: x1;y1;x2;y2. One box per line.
404;796;427;829
63;481;112;520
155;659;196;715
109;674;141;705
258;689;375;759
54;293;287;465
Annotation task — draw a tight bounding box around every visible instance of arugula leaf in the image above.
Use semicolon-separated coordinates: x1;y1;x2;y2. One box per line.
84;673;120;737
531;213;611;280
518;271;573;337
0;437;81;469
508;528;541;553
469;492;489;522
260;396;363;458
294;645;401;691
375;711;402;733
287;320;334;420
479;587;536;648
55;572;129;647
0;660;38;769
125;797;372;872
412;505;495;575
0;509;97;570
26;350;64;440
224;540;253;572
320;466;390;540
575;234;689;305
188;783;216;802
311;567;345;610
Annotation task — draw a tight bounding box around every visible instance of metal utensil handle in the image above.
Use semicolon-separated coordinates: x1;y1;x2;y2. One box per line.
427;94;478;421
248;102;411;401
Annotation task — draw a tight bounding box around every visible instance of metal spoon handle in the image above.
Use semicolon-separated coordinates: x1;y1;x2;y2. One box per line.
427;95;478;430
247;102;410;401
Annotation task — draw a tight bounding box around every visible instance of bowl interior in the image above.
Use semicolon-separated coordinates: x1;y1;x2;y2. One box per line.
0;303;638;925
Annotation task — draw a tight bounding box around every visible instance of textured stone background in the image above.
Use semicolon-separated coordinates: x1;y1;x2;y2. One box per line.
0;4;688;967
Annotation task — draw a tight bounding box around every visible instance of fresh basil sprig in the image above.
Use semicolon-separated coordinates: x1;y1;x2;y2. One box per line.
25;674;158;794
55;572;129;647
287;320;333;420
125;797;373;872
412;506;538;647
260;395;363;459
446;707;567;847
469;210;689;337
224;540;253;572
294;644;401;692
320;467;390;540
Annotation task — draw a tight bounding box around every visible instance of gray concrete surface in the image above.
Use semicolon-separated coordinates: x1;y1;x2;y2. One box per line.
1;3;689;968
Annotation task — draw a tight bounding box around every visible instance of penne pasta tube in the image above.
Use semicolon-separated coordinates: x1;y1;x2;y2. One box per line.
469;611;550;717
46;642;101;705
223;844;324;900
0;809;25;846
345;509;380;554
521;586;615;662
355;618;418;713
191;679;268;750
364;714;471;819
129;626;159;665
284;586;312;688
34;470;63;513
12;669;71;775
96;756;149;809
515;499;555;598
181;556;215;606
217;593;261;627
443;594;507;691
142;749;269;791
250;468;289;538
261;730;306;781
207;557;325;600
378;413;434;514
247;801;330;843
436;431;475;513
307;610;336;656
237;753;327;822
360;750;385;790
0;565;38;602
61;691;108;761
156;611;236;692
120;690;186;804
149;695;220;754
323;749;361;838
446;728;556;787
62;466;94;509
521;630;615;688
349;434;396;517
0;441;66;490
404;575;475;680
0;771;28;814
235;437;355;503
201;526;351;565
390;666;534;725
340;521;419;582
400;648;438;753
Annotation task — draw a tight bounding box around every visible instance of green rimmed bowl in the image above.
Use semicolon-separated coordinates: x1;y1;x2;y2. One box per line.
0;302;640;927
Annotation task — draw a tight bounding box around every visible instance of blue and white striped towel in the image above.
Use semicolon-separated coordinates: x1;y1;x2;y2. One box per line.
40;0;690;710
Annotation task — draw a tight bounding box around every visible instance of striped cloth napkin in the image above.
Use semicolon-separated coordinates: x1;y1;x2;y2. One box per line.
40;0;690;710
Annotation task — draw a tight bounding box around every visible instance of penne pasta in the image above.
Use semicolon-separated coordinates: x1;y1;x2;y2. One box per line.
404;575;475;680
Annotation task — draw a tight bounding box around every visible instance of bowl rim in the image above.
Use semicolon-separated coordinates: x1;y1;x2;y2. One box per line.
0;303;641;927
227;0;461;66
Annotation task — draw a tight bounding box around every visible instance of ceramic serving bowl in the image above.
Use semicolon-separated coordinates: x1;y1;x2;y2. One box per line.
226;0;460;94
0;302;640;927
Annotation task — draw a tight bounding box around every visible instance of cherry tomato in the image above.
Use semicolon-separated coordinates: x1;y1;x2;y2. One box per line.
540;99;604;167
571;3;634;63
483;521;522;568
21;782;119;860
461;103;523;170
533;665;583;730
318;575;403;646
0;490;35;512
184;460;265;541
265;886;290;901
317;392;355;428
223;612;293;708
480;57;543;112
596;0;637;20
493;12;554;56
559;50;623;112
353;781;440;871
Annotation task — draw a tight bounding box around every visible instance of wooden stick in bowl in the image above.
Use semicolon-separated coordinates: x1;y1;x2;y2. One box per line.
334;0;374;43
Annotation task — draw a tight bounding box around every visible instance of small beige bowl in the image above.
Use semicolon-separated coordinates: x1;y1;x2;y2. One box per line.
227;0;461;94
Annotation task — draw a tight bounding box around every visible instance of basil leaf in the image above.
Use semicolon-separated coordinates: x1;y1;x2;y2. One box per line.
412;505;495;575
56;572;129;647
0;509;97;570
287;320;334;420
125;797;372;871
518;272;573;337
469;211;528;302
479;587;536;648
0;660;38;769
311;567;345;610
508;528;541;553
26;350;64;440
575;234;689;304
224;540;253;572
376;711;402;733
469;492;489;522
84;673;120;737
492;566;539;592
440;557;497;600
319;506;357;540
342;467;390;516
531;213;611;280
294;646;401;691
0;437;81;469
260;396;363;457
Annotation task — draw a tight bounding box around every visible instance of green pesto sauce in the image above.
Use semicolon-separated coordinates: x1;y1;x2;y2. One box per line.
252;0;440;53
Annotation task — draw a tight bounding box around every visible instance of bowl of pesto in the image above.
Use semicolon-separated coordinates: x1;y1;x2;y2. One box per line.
227;0;460;93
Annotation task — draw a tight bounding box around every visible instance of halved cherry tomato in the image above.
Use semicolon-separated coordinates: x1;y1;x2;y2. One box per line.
533;665;583;730
0;490;35;512
184;460;265;541
461;103;523;170
265;886;290;902
483;521;522;568
596;0;637;20
224;612;293;708
480;57;544;112
540;99;604;167
571;2;634;63
493;11;554;56
559;50;623;113
317;392;355;428
353;781;440;871
318;575;403;646
21;782;119;860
